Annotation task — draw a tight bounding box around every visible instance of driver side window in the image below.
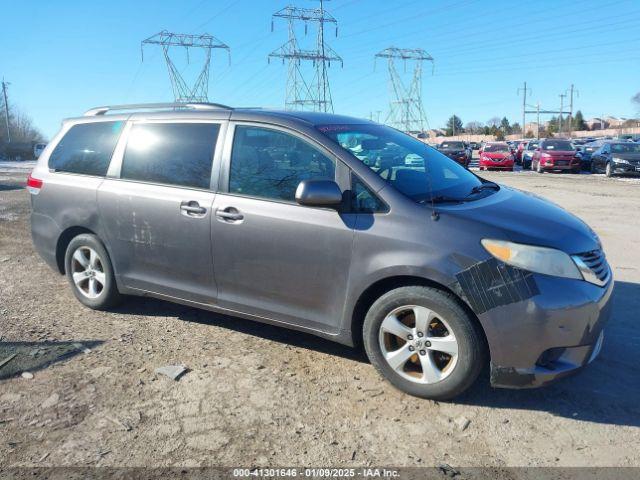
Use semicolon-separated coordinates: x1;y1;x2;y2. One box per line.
229;125;336;202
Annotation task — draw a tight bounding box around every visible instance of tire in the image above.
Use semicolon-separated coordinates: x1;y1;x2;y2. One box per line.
362;286;486;400
590;162;596;174
605;162;613;177
64;233;122;310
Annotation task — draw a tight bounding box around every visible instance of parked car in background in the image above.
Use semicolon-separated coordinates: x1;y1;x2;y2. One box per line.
436;141;470;167
515;141;527;164
521;140;539;169
34;143;47;159
575;141;601;171
478;142;514;171
28;102;613;400
469;141;480;150
531;139;580;173
590;142;640;177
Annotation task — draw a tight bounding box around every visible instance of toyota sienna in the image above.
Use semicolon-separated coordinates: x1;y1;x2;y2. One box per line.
28;103;613;400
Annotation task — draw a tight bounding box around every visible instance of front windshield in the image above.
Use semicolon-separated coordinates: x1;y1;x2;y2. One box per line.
483;144;509;152
526;142;539;150
316;124;485;203
611;143;640;153
542;140;574;151
439;142;465;150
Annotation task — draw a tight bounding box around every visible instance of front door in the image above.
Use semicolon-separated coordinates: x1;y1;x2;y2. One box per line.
211;124;355;332
98;121;223;304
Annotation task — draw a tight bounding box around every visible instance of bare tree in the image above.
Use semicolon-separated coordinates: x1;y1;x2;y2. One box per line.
633;92;640;112
464;121;484;134
0;97;44;145
486;116;501;128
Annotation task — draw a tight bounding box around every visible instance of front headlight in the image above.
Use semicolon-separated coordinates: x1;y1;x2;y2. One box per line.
481;239;583;280
613;157;630;164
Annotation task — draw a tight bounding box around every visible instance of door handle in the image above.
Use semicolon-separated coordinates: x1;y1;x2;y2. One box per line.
215;207;244;222
180;201;207;216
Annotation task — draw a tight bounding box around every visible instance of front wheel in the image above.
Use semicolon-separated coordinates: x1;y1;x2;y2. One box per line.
64;234;123;310
363;286;486;400
605;162;613;177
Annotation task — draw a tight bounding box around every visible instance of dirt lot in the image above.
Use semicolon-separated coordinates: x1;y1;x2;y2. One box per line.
1;162;639;469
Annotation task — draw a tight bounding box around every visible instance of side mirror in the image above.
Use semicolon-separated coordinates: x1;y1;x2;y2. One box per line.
295;179;343;208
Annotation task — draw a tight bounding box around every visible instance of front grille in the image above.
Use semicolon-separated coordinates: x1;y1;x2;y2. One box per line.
572;249;610;286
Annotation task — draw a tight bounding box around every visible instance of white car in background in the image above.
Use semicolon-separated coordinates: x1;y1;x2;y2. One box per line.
34;143;47;159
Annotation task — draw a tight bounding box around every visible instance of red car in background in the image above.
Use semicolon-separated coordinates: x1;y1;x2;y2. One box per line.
479;142;514;171
531;139;580;173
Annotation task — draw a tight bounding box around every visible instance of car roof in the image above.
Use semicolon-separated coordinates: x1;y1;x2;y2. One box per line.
67;103;373;129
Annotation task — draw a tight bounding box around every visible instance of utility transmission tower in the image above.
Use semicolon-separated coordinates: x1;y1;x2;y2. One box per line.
142;30;230;103
1;79;10;143
518;81;531;135
375;47;434;133
269;1;342;112
566;84;579;137
559;93;566;133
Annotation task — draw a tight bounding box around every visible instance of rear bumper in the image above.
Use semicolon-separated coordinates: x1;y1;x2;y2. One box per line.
31;212;61;272
482;272;614;389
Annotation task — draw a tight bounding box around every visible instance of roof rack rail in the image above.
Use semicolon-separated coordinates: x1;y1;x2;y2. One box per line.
83;102;233;116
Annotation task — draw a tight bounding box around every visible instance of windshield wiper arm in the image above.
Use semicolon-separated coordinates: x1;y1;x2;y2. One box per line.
467;181;500;196
423;195;464;204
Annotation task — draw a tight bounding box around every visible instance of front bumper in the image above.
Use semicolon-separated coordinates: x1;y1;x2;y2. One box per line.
540;160;581;171
445;153;469;165
480;160;514;170
611;162;640;175
482;272;614;389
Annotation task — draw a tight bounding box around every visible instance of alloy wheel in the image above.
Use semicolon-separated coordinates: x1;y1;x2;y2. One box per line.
378;305;459;384
70;246;106;299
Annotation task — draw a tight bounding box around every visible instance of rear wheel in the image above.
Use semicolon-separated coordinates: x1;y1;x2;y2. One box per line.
64;234;122;310
363;286;486;400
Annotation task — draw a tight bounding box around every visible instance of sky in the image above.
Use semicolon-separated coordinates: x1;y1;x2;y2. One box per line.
1;0;639;139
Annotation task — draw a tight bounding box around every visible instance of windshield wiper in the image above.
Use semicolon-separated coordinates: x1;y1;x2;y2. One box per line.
420;195;464;204
467;181;500;196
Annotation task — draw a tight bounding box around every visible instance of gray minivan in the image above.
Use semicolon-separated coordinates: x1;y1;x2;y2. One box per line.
29;103;613;399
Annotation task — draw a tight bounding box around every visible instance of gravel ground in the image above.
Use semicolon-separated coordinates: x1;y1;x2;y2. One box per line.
1;161;639;469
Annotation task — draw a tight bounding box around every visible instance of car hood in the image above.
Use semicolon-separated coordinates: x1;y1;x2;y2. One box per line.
542;150;575;157
443;186;599;254
612;153;640;161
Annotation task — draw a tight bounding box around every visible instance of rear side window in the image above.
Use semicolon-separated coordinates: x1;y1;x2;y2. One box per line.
49;121;124;176
121;123;220;189
229;125;336;202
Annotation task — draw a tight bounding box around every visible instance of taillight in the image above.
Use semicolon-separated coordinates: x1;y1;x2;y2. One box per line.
26;173;43;195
